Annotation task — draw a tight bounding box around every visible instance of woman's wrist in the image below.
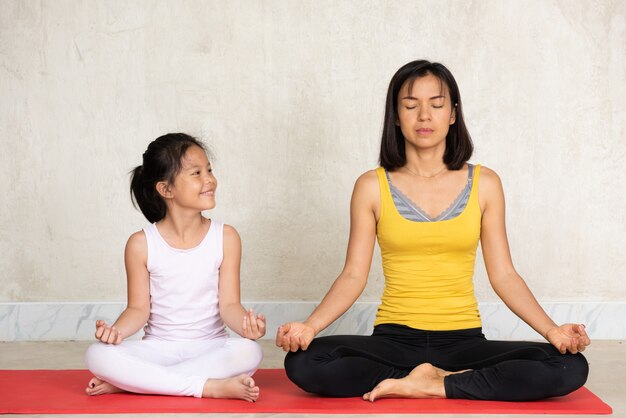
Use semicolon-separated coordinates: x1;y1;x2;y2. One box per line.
304;319;322;336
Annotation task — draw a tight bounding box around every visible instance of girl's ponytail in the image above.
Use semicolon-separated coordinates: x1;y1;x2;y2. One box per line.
130;164;166;223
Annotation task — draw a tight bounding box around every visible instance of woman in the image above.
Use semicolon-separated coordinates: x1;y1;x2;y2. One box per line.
276;60;590;402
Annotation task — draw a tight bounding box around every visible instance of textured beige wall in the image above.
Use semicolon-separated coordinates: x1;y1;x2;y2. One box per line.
1;0;624;303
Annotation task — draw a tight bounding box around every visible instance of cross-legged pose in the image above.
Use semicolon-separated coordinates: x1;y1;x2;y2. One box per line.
85;133;265;401
276;60;590;402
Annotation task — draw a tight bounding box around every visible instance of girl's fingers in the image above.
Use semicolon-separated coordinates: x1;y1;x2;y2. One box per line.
249;313;259;334
100;328;110;343
106;328;116;344
258;318;266;330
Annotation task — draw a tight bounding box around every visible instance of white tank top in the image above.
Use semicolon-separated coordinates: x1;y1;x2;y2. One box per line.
142;220;227;341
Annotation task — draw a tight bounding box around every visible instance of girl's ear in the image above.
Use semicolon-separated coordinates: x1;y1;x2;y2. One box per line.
156;181;172;199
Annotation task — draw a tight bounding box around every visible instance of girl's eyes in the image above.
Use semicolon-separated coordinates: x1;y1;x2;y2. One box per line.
192;168;212;175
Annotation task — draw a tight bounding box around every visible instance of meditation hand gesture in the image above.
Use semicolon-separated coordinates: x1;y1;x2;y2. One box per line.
545;324;590;354
275;322;316;352
94;320;123;345
242;309;266;340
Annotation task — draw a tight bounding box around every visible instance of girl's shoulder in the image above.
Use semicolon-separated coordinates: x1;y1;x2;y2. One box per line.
127;229;147;245
125;229;148;259
222;223;241;244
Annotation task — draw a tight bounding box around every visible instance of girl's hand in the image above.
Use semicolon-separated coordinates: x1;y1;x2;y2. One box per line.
242;309;266;340
94;320;123;345
275;322;316;352
545;324;590;354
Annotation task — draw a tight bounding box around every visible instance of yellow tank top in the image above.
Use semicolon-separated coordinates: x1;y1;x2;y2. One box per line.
374;165;482;331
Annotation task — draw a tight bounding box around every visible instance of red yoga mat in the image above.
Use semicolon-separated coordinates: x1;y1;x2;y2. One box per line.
0;369;612;414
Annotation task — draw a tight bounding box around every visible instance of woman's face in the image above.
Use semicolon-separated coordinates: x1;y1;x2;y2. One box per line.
396;73;456;150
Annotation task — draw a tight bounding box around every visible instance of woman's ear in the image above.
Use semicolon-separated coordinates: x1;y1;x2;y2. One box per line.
450;103;457;125
156;181;172;199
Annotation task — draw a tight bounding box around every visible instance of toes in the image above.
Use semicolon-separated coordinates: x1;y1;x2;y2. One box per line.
368;388;379;402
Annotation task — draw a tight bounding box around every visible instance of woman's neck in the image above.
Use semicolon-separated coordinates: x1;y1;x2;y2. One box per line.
403;144;447;177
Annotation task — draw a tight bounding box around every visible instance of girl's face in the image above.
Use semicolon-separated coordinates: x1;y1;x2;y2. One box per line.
163;145;217;212
397;73;456;151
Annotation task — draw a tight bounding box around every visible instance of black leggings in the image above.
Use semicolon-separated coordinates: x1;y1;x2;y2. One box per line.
284;324;589;401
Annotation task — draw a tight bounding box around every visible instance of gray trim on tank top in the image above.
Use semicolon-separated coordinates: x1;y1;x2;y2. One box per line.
386;164;474;222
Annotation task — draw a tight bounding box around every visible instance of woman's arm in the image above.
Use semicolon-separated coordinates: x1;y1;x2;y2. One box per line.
219;224;266;340
479;167;590;353
95;231;151;344
276;170;379;352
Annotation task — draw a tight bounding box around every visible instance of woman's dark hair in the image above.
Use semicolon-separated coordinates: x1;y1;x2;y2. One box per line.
379;60;473;171
130;133;207;223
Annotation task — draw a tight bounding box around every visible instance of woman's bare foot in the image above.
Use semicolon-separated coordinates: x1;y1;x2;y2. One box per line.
202;374;259;402
363;363;464;402
85;377;125;396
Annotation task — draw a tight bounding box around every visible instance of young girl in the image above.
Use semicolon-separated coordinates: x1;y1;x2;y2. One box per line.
276;60;590;401
85;133;265;402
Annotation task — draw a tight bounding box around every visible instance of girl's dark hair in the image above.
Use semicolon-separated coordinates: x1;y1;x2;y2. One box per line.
130;133;207;223
379;60;473;171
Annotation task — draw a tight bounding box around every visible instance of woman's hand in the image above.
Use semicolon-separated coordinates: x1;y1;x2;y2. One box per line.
94;320;123;345
275;322;316;352
242;309;266;340
545;324;591;354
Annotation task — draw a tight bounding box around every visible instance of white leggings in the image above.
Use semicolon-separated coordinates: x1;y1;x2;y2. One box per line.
84;337;263;398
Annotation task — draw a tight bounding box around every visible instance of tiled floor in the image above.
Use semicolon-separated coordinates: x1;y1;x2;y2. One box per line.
0;339;623;417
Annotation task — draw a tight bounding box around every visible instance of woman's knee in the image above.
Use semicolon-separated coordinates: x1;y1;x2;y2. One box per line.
564;353;589;391
284;349;320;392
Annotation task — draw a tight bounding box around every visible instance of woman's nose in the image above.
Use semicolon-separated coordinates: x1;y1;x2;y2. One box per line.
418;106;431;121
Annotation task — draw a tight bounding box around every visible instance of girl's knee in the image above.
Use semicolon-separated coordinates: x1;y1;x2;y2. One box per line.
84;342;114;374
232;338;263;371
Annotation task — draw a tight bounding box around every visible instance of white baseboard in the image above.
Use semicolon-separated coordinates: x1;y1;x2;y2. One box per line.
1;301;624;341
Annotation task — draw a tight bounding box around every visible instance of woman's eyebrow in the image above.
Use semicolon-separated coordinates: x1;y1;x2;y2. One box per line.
400;95;445;100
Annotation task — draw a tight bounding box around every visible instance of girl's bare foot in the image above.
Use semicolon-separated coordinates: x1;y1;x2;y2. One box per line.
85;377;125;396
363;363;465;402
202;374;259;402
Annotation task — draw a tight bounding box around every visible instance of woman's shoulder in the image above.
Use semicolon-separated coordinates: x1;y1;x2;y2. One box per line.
355;168;381;187
474;164;505;209
475;164;502;188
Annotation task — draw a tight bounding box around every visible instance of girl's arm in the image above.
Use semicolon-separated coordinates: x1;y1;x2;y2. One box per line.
219;225;266;340
276;170;379;352
95;231;151;344
479;167;590;354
